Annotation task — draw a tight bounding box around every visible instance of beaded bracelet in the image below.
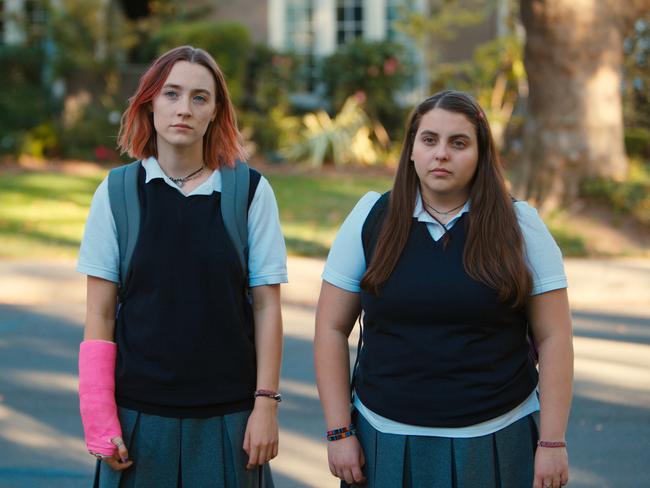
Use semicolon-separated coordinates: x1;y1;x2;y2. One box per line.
537;440;567;448
326;424;356;442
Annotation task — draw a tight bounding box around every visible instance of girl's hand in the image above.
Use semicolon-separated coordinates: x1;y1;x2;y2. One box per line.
328;435;366;485
533;446;568;488
100;437;133;471
243;398;279;469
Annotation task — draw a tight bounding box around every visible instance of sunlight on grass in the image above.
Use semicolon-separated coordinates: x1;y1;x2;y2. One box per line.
0;167;392;259
0;170;106;259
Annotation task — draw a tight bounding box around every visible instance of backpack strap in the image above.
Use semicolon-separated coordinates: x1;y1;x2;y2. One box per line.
107;161;141;294
108;159;258;300
220;160;251;279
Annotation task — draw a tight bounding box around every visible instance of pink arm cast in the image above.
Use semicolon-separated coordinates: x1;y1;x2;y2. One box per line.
78;340;122;456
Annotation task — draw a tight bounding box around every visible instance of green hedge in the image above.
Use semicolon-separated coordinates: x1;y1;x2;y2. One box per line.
625;127;650;158
146;21;253;105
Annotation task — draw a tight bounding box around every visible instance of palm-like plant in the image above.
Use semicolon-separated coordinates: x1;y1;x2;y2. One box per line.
284;97;382;167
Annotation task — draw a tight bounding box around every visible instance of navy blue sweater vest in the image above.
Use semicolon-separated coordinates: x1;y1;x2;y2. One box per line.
357;194;537;427
114;168;260;418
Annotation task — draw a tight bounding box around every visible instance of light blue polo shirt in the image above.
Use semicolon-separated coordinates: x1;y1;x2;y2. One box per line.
78;157;288;287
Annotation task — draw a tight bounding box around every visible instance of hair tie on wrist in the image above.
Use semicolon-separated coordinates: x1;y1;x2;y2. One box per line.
254;389;282;402
537;440;567;448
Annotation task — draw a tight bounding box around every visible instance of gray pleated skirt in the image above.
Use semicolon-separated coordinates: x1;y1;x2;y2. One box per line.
342;410;539;488
93;407;274;488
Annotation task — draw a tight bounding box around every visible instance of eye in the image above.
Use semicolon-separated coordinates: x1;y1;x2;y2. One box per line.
193;94;208;103
422;135;436;145
451;139;467;149
163;90;178;99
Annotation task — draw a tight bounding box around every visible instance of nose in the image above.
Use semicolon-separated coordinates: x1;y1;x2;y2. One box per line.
433;144;449;162
176;95;192;117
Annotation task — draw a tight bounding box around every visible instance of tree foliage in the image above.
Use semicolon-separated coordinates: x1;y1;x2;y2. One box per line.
321;38;413;133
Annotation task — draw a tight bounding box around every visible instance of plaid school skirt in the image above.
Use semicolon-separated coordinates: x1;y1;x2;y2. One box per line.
342;410;539;488
93;407;274;488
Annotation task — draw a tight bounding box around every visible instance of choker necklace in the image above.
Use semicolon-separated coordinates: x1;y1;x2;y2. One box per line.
423;199;466;216
164;164;205;188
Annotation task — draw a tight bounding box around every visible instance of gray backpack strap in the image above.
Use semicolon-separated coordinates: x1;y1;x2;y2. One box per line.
107;161;141;291
220;160;250;278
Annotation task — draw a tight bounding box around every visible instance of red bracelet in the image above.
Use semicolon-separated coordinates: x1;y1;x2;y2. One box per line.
537;440;567;448
254;389;282;402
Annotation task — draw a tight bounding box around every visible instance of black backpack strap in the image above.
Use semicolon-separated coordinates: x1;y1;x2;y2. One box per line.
107;161;142;294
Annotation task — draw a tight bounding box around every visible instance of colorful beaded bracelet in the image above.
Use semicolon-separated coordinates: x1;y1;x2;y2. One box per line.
327;424;355;436
537;440;567;448
326;424;356;441
327;429;356;442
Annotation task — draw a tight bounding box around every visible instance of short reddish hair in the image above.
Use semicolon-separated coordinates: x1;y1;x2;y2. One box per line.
117;45;246;169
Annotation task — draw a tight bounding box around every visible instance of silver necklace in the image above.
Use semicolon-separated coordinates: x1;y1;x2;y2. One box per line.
163;165;205;188
423;199;467;216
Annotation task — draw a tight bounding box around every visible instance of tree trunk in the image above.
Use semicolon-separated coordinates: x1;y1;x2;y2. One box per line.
512;0;650;211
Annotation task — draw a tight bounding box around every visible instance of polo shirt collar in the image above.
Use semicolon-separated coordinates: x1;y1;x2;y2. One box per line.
141;156;221;196
413;189;470;226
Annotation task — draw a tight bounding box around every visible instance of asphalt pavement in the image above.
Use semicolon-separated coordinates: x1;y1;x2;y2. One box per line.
0;257;648;488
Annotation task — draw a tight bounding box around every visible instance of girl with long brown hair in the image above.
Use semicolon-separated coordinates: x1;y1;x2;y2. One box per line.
77;46;286;487
315;90;573;488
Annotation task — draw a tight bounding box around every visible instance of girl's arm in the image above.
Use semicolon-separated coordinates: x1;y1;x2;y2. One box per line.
314;281;366;486
529;288;574;488
244;284;283;469
84;276;118;340
81;276;132;470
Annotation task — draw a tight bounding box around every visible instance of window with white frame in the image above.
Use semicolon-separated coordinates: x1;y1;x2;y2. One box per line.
285;0;316;91
336;0;363;46
24;0;47;40
386;0;422;96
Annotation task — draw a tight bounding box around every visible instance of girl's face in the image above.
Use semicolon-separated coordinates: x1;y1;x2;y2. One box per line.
152;61;217;156
411;108;479;204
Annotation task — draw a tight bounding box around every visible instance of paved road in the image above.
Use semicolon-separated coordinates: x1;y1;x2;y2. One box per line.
0;257;648;487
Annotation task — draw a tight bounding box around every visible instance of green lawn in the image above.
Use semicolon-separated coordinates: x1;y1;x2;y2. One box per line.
0;167;393;259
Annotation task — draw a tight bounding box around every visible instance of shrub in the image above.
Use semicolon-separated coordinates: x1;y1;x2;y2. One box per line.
321;39;413;134
243;45;301;112
147;21;253;105
624;127;650;158
0;45;55;155
58;104;123;161
284;97;391;168
581;160;650;227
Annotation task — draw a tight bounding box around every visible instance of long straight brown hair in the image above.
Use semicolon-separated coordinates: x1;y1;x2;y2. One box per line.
361;91;532;308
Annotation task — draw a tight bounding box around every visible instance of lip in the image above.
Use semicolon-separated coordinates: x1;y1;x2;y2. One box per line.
171;124;192;130
431;168;452;175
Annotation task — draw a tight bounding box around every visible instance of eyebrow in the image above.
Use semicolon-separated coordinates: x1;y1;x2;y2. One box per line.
419;130;471;139
162;84;212;95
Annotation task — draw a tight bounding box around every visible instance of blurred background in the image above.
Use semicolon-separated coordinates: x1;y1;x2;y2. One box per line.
0;0;649;257
0;1;649;487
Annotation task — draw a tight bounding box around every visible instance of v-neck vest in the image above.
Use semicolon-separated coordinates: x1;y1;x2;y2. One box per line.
113;170;257;418
358;196;537;427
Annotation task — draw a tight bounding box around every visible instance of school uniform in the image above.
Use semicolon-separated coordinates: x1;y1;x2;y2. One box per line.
323;191;567;488
78;157;287;487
